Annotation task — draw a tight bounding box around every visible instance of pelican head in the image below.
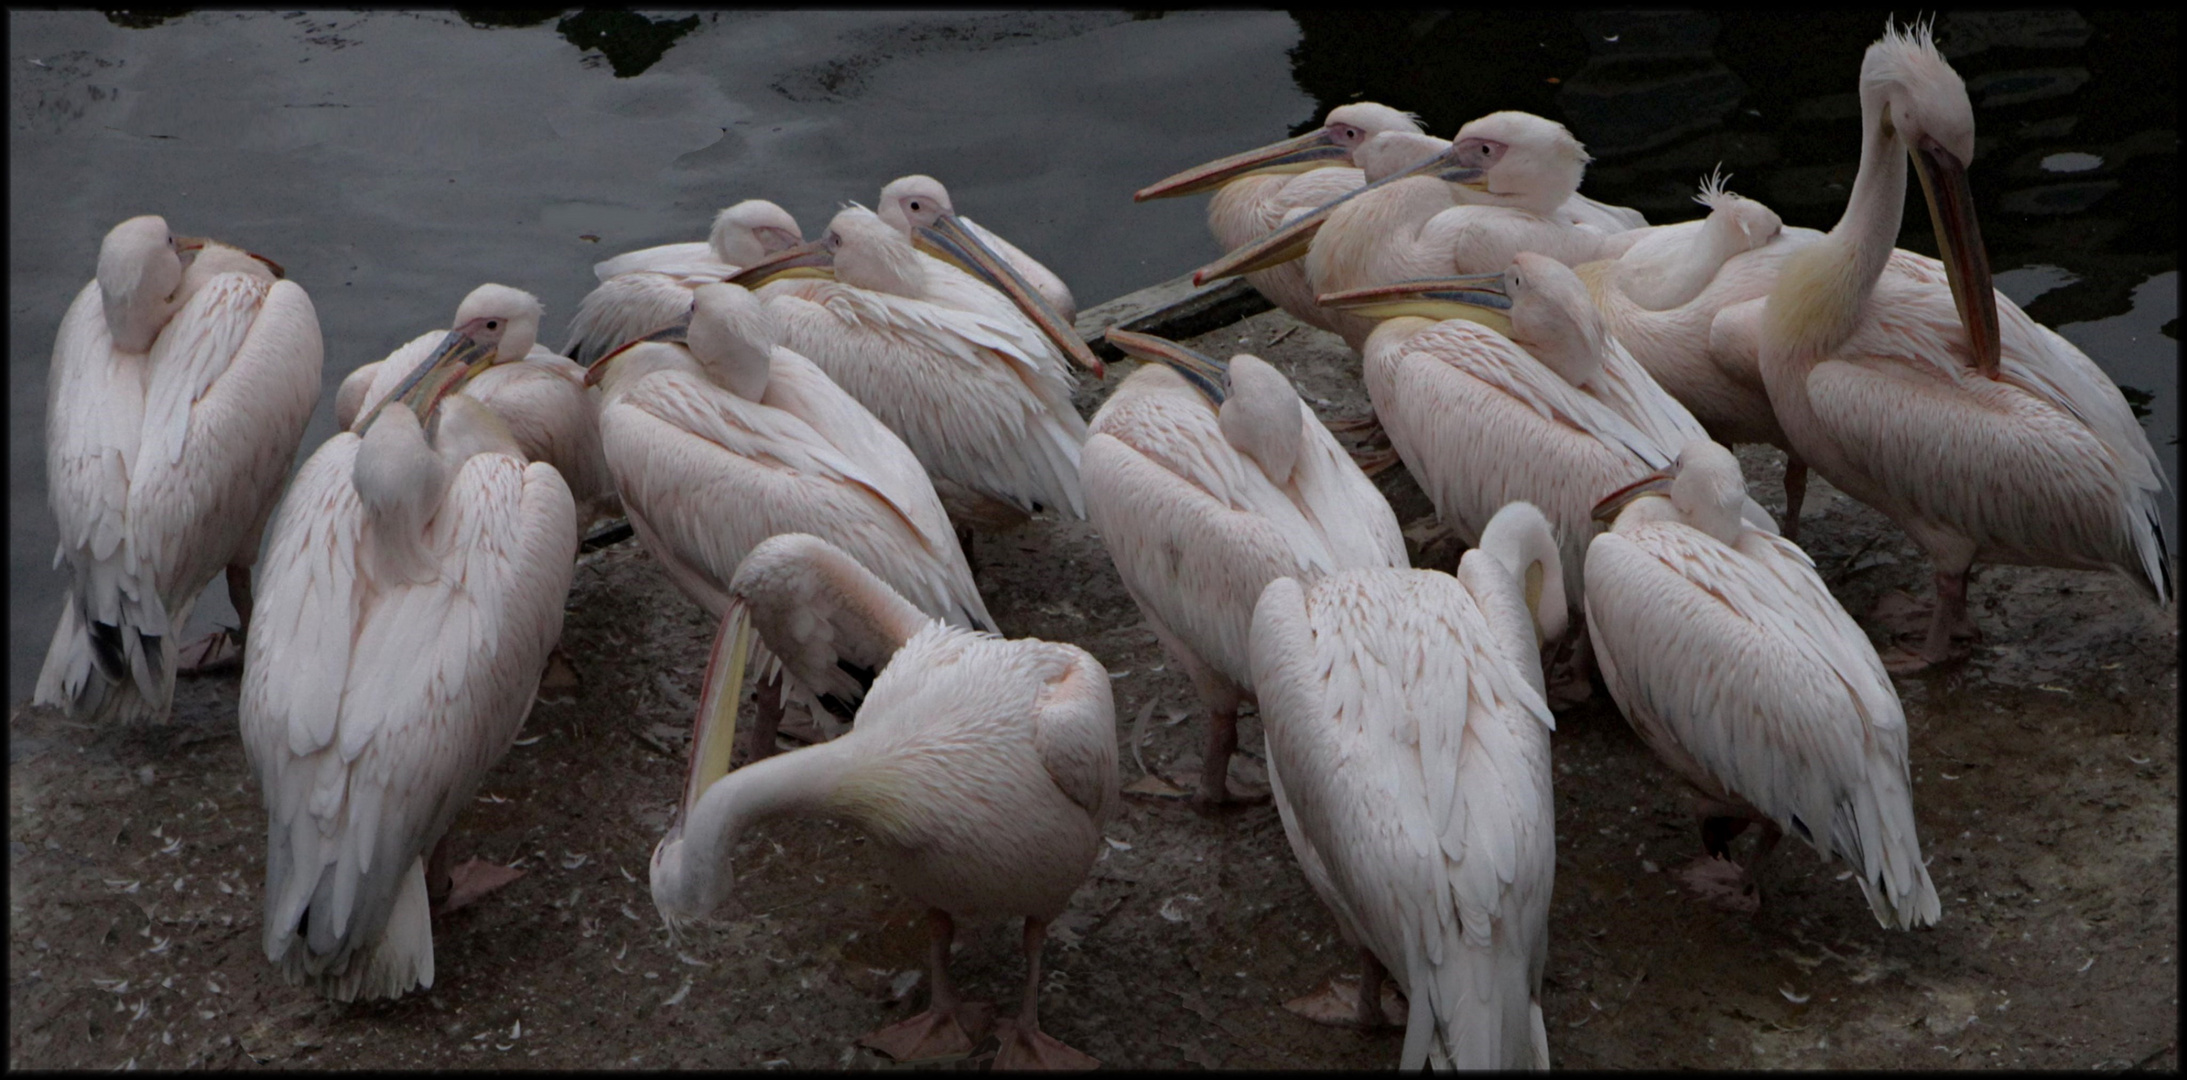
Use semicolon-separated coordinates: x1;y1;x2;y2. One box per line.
687;282;778;401
709;199;803;268
1317;252;1606;385
1476;501;1567;644
361;284;538;430
1103;329;1302;483
1591;438;1747;546
1863;20;1996;373
1445;111;1590;217
1135;101;1423;201
96;215;206;353
875;174;955;234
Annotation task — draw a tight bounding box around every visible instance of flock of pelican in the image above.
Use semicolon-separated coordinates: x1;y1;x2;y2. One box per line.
33;21;2168;1069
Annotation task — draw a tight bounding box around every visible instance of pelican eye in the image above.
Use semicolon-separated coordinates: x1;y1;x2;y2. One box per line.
486;319;502;330
908;199;923;212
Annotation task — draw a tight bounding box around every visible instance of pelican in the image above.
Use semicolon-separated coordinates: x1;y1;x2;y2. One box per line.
242;300;578;1000
1756;21;2169;671
1082;330;1406;803
1572;174;1826;537
36;215;322;723
1317;253;1773;627
1251;501;1561;1069
876;174;1077;323
1134;102;1430;342
562;199;803;366
651;532;1116;1069
1587;440;1940;926
1192;112;1639;341
337;284;617;531
587;282;993;755
731;206;1100;526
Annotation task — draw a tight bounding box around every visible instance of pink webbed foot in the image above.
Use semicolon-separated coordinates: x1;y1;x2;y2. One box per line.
1676;855;1760;915
858;1001;997;1064
1282;973;1407;1029
175;628;243;677
992;1017;1100;1070
435;858;526;916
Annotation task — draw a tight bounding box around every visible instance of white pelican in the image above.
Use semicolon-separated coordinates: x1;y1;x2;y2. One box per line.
243;303;579;1000
1252;501;1561;1069
1572;174;1826;537
651;532;1116;1069
1191;112;1639;333
1587;440;1940;927
587;282;993;755
1756;22;2169;671
1316;253;1773;624
1082;330;1406;803
561;199;803;366
876;174;1077;324
36;215;322;723
731;206;1100;525
337;284;617;531
1134;102;1430;343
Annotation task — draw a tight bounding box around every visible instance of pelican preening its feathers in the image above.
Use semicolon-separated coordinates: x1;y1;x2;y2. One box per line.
651;533;1116;1069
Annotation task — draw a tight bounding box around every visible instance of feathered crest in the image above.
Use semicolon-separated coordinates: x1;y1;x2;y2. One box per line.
1877;15;1940;58
1692;165;1735;211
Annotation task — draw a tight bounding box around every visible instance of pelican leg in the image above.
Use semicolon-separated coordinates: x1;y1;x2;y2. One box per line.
177;564;255;676
993;917;1100;1070
427;833;526;916
1781;455;1808;545
860;909;996;1063
742;671;786;765
1676;811;1763;914
1880;568;1977;674
1135;605;1267;806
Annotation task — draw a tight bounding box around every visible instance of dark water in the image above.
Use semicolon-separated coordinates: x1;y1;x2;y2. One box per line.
7;10;2175;702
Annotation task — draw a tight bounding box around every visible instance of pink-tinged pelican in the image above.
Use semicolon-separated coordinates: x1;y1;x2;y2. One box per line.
1134;103;1431;343
1252;502;1562;1069
1318;253;1773;626
561;200;803;366
243;302;579;1001
1192;112;1638;338
1082;330;1407;804
36;215;322;724
1573;174;1826;537
731;206;1100;525
587;282;993;754
1756;22;2170;671
337;284;617;531
877;174;1078;324
651;533;1116;1069
1587;440;1940;926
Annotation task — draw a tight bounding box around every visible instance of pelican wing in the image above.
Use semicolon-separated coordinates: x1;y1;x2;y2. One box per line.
1288;416;1410;571
765;282;1087;517
129;276;323;598
564;272;704;367
1400;320;1668;468
1084;369;1345;683
45;283;148;629
1583;523;1939;928
464;353;614;516
1252;571;1554;1070
244;450;576;996
603;368;989;629
1586;335;1711;457
1028;645;1120;826
592;241;732;282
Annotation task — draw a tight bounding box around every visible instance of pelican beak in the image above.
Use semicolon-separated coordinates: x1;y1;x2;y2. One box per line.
246;251;287;279
358;317;500;431
726;237;836;290
912;214;1106;379
681;598;757;824
1316;273;1512;335
1189;144;1478;286
583;323;690;388
1104;327;1228;404
171;235;209;254
1134;128;1354;202
1910;135;1999;378
1592;470;1674;524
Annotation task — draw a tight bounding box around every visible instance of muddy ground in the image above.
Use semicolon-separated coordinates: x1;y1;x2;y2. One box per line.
8;306;2179;1070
